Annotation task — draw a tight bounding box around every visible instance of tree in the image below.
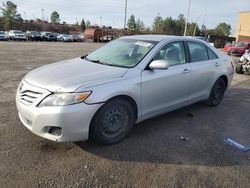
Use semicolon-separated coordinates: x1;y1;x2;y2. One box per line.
214;23;231;36
186;22;198;36
135;19;144;33
162;17;176;35
50;11;60;24
0;1;20;30
127;14;136;31
175;14;185;35
153;15;163;34
0;17;4;30
74;21;80;32
200;24;207;36
80;19;86;32
86;20;91;27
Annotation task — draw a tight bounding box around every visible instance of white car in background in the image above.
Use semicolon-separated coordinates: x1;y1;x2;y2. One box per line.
57;34;73;42
72;35;83;42
0;31;7;40
8;30;27;41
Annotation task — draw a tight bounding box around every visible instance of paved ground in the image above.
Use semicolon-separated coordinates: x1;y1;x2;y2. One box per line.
0;42;249;188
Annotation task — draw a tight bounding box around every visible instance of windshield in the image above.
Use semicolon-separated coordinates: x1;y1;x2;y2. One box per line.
235;42;247;47
14;31;22;34
86;39;157;68
30;31;39;34
0;31;4;34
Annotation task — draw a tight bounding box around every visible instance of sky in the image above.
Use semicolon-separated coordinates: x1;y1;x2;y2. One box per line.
1;0;250;34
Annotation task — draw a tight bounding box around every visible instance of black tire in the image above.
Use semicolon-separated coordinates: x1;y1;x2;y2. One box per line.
206;78;226;106
90;99;135;145
235;64;244;74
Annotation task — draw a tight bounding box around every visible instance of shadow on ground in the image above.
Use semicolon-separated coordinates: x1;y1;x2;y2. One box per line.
76;87;250;166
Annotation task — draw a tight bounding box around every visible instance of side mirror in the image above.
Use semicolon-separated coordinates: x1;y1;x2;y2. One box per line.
149;60;169;70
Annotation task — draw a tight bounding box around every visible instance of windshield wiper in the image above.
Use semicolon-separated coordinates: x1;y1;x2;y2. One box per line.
80;54;88;59
86;58;110;66
84;57;128;68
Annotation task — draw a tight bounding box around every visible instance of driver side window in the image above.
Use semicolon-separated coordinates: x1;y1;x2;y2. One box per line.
153;41;186;66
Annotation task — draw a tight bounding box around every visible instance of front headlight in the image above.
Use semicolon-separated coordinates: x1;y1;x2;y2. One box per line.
39;92;91;107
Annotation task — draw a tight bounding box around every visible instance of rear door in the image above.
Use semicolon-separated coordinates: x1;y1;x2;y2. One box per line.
185;41;220;100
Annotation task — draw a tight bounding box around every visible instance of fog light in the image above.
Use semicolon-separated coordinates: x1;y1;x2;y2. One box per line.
48;127;62;136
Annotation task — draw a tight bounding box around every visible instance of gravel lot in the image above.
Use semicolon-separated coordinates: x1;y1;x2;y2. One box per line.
0;42;249;188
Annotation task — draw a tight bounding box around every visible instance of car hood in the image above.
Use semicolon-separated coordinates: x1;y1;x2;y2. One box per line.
15;33;25;35
24;58;128;92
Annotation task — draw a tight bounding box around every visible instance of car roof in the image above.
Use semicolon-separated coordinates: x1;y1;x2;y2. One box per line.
121;35;206;43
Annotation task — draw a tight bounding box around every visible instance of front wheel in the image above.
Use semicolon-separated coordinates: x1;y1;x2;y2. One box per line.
90;99;135;145
206;78;226;106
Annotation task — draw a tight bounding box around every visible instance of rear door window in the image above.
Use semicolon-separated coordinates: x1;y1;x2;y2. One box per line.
207;47;218;60
187;41;209;62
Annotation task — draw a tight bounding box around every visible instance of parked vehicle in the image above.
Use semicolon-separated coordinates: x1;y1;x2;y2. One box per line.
4;31;9;40
224;42;234;53
72;35;83;42
8;30;27;41
26;31;42;41
16;35;234;144
193;36;214;46
57;34;73;42
0;31;7;41
235;49;250;74
228;41;250;56
79;34;85;41
41;32;57;41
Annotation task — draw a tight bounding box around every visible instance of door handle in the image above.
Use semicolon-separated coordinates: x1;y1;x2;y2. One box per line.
215;62;220;67
182;68;190;74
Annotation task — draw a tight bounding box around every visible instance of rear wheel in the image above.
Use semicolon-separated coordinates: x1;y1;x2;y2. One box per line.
206;78;226;106
90;99;135;145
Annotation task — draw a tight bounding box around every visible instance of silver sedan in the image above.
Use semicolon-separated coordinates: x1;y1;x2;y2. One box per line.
16;35;234;144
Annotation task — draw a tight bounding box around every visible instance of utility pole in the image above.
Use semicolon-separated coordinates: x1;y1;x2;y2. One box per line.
41;9;44;21
124;0;128;29
100;16;103;27
184;0;191;36
193;13;207;36
41;9;45;31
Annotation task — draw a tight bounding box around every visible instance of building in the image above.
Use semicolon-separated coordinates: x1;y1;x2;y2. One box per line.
84;27;102;42
235;11;250;42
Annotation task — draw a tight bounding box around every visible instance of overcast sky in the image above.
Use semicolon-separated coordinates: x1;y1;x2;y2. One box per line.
1;0;250;34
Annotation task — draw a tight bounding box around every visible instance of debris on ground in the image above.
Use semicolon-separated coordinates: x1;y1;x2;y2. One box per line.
224;138;250;152
187;113;194;118
180;137;190;141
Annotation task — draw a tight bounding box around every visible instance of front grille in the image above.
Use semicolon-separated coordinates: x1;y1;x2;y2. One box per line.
18;90;43;105
17;81;48;106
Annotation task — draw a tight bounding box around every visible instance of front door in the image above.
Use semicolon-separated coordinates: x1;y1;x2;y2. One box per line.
141;41;191;117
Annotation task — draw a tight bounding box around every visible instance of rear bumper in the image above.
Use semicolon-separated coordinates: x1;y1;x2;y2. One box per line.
16;96;103;142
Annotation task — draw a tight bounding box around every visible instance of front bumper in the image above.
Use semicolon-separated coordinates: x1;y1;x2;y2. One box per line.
16;95;103;142
14;36;27;40
228;50;244;56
